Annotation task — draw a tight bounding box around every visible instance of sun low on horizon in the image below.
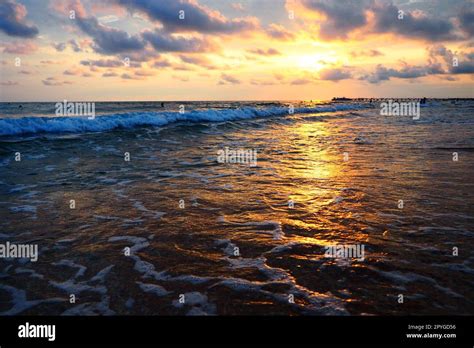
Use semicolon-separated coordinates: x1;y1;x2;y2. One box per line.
0;0;473;102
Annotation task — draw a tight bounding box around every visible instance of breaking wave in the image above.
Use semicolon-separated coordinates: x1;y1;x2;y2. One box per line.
0;104;366;137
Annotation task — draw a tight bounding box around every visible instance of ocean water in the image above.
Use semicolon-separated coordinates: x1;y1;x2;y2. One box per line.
0;100;473;315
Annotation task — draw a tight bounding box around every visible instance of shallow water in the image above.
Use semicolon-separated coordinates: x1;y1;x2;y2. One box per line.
0;100;473;315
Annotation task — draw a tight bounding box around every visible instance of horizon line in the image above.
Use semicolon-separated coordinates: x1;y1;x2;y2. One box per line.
1;97;474;103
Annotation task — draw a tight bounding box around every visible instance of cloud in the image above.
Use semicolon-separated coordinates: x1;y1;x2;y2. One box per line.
429;44;474;74
142;28;217;53
53;42;67;52
218;73;241;84
459;7;474;36
350;49;383;58
50;0;87;18
301;0;369;39
118;49;160;62
371;3;459;42
76;16;145;54
1;80;19;86
359;63;431;84
81;58;138;68
250;79;275;86
298;0;465;42
121;73;144;80
440;75;458;81
40;60;61;65
134;70;155;76
103;71;118;77
247;48;281;56
152;59;173;68
266;23;295;41
179;54;217;69
359;44;474;83
319;68;351;81
98;15;119;24
2;41;38;54
63;68;84;76
53;38;89;54
0;0;39;38
42;77;73;86
290;78;312;85
69;39;84;52
115;0;258;34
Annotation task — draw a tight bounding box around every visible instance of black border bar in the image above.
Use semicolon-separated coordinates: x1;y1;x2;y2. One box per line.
0;316;472;346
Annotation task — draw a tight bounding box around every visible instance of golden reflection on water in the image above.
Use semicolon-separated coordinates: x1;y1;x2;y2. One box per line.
253;120;373;263
278;121;342;179
274;121;347;211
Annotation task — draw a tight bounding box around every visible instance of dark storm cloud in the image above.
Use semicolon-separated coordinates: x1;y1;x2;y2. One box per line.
459;7;474;36
76;16;145;54
429;45;474;74
302;0;370;39
300;0;469;42
0;0;38;38
115;0;258;33
371;3;460;42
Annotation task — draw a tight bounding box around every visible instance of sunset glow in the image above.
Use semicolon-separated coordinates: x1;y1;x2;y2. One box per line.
1;0;473;101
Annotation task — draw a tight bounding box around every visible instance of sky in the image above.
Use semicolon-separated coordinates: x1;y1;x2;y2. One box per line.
0;0;473;101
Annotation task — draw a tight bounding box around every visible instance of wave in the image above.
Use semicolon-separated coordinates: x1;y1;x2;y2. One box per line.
0;104;365;137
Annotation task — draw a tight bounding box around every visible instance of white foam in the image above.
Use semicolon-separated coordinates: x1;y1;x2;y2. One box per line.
61;296;115;315
218;216;284;237
0;104;367;137
172;291;216;315
136;281;170;297
0;284;64;315
14;267;44;279
132;200;165;219
53;259;87;279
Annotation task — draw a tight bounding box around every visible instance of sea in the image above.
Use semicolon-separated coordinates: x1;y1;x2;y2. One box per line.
0;99;473;315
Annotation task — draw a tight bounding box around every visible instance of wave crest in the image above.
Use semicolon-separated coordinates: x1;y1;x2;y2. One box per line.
0;104;364;137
